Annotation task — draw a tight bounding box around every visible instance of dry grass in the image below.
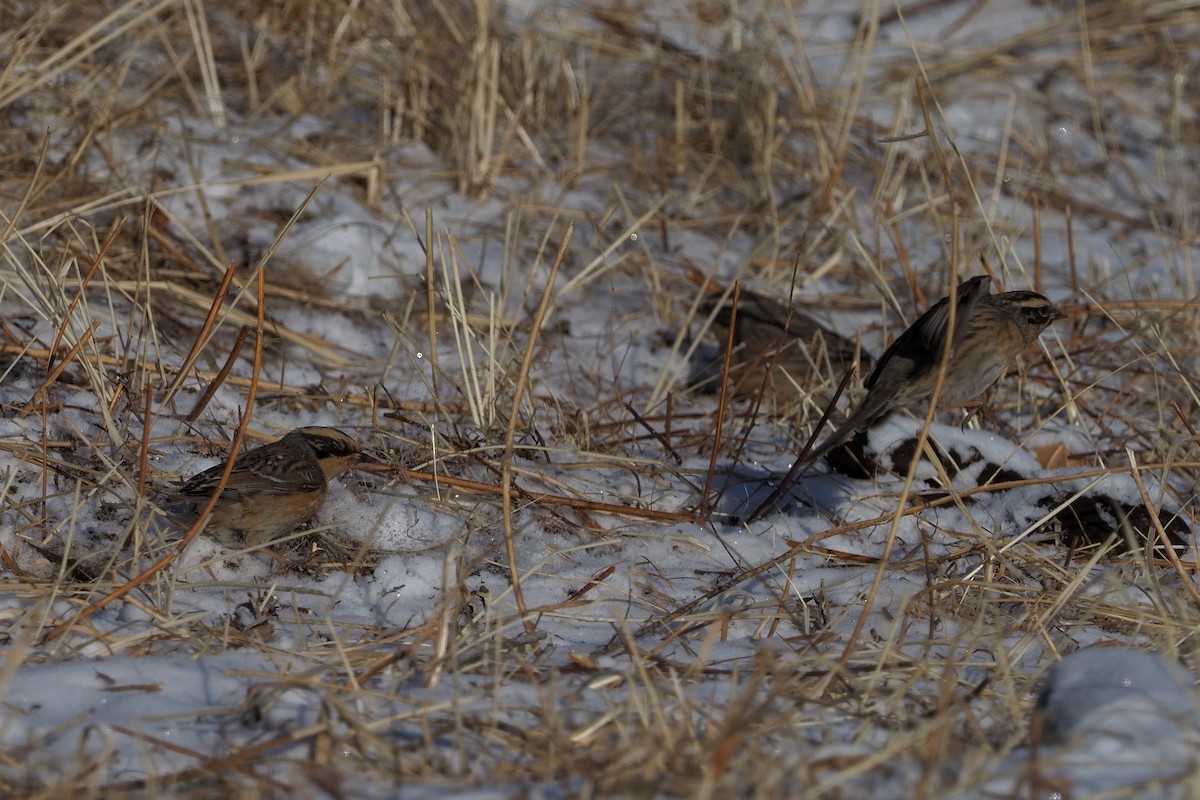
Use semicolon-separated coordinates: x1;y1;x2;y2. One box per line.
0;0;1198;797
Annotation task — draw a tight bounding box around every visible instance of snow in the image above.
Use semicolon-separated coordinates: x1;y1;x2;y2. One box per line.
967;647;1200;799
0;0;1197;796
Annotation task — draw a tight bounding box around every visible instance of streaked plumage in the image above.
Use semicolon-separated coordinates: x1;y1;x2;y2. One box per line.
700;289;874;408
799;275;1065;467
178;426;369;548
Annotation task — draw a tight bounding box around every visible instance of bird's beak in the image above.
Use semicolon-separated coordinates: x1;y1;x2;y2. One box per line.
1051;306;1068;322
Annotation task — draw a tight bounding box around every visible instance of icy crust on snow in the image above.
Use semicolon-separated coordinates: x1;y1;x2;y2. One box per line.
962;647;1200;798
0;0;1196;796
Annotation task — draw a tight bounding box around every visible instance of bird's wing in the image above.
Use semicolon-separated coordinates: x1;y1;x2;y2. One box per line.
865;275;990;390
918;275;991;355
180;451;325;498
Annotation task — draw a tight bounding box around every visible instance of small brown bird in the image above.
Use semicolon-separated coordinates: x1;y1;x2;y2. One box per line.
178;426;371;549
799;275;1065;467
700;289;874;409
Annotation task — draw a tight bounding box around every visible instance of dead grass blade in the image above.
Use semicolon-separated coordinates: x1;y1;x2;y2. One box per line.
501;220;573;634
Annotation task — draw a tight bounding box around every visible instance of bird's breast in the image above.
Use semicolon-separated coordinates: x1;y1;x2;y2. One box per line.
943;353;1009;404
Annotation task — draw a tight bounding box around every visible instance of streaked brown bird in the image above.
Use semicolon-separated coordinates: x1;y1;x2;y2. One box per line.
178;426;371;549
700;289;874;410
799;274;1065;468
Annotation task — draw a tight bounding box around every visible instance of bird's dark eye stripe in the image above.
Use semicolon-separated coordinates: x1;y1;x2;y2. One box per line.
309;436;357;457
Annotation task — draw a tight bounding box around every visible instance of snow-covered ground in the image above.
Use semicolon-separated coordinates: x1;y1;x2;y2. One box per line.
0;0;1197;797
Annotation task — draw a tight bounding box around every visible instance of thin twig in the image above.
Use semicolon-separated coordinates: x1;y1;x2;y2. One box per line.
502;221;574;634
43;269;267;643
185;324;250;423
746;364;857;523
700;282;738;518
